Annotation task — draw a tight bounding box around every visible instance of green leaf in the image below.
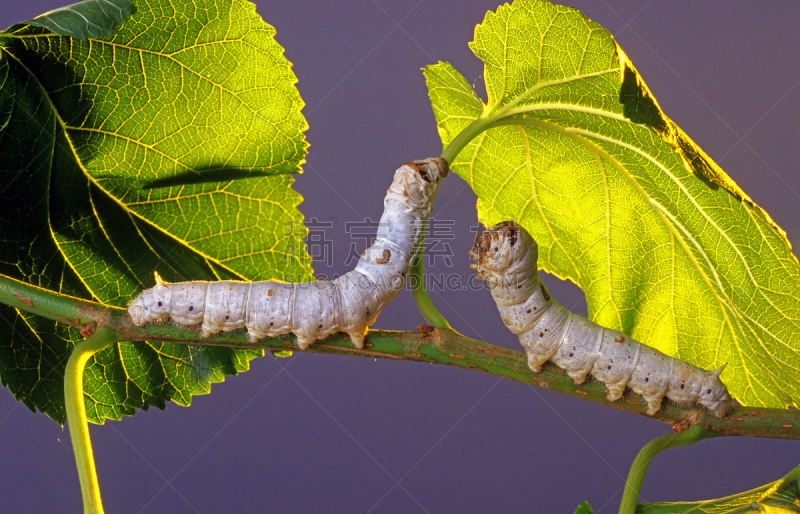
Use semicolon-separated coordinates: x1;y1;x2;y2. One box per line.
637;464;800;513
573;500;594;514
0;0;311;424
425;0;800;409
13;0;135;40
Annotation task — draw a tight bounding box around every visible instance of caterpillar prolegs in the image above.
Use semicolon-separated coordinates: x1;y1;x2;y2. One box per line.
470;222;732;417
127;158;449;350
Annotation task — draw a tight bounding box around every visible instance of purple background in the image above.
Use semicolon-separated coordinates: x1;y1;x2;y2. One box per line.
2;1;799;512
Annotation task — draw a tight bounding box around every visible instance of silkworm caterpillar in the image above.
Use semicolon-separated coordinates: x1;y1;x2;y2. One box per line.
470;221;732;417
127;157;449;350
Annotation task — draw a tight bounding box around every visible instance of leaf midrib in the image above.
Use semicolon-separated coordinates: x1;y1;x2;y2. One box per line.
490;68;618;118
571;124;792;363
10;31;299;142
489;92;796;335
1;48;105;302
8;27;312;287
34;0;128;26
469;64;800;394
3;47;253;300
573;126;797;328
485;106;798;405
524;116;797;399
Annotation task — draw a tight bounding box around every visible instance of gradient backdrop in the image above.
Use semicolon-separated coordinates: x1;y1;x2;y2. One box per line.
2;1;799;512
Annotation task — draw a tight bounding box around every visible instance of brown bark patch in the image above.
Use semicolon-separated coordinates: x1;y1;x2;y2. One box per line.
13;292;34;307
80;322;97;338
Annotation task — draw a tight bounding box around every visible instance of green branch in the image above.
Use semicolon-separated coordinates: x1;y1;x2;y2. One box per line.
619;425;717;514
0;273;107;328
64;327;120;514
3;272;800;441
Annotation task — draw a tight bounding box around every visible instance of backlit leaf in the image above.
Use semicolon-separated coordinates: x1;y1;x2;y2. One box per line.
637;463;800;513
425;0;800;409
0;0;311;424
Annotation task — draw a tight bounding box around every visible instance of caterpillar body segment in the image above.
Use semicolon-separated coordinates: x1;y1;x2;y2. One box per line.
127;157;449;350
470;221;732;417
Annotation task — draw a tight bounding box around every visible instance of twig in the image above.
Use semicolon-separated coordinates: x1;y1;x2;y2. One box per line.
2;272;799;439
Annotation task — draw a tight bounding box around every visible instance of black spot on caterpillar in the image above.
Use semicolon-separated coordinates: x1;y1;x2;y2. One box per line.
127;158;449;350
469;221;732;417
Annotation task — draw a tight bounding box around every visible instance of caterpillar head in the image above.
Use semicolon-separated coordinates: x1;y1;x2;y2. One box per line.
698;365;733;417
469;221;538;285
388;157;450;214
410;157;449;183
127;273;172;326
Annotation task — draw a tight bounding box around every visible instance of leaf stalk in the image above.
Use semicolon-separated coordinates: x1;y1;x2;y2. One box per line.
410;184;452;329
618;425;717;514
440;115;500;165
64;327;120;514
416;113;506;327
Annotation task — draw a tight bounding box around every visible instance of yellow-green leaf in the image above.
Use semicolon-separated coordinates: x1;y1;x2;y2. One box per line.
425;0;800;409
637;463;800;513
0;0;311;424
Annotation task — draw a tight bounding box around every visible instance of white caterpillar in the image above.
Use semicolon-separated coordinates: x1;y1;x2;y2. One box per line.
470;221;732;417
127;158;449;350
